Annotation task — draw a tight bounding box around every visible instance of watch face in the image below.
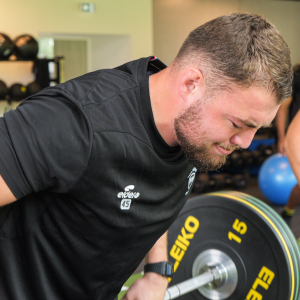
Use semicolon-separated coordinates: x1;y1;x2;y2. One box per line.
166;263;174;277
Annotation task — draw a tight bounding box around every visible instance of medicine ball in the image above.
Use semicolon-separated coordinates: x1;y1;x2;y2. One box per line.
0;80;8;99
27;81;41;96
0;33;14;59
14;34;38;59
258;153;297;206
9;83;27;101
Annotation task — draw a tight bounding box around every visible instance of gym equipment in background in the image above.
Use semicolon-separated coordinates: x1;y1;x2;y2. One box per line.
192;173;247;194
8;83;27;101
13;34;39;60
258;153;297;205
0;80;8;99
226;144;276;170
167;191;300;300
27;81;41;96
0;33;14;59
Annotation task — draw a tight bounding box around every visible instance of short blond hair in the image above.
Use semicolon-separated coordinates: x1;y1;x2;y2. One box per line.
174;13;293;103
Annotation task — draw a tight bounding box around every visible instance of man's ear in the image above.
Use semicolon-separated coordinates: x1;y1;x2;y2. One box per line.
179;68;205;103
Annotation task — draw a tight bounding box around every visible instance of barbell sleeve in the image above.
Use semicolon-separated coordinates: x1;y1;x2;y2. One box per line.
164;270;216;300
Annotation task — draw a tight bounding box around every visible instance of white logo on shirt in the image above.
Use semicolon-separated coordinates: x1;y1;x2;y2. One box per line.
185;167;197;195
118;185;140;210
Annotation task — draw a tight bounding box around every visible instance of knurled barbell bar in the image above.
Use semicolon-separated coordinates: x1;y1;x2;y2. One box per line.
166;191;300;300
165;268;216;300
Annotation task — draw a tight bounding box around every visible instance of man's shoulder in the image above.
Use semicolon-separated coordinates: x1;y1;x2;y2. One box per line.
54;58;152;105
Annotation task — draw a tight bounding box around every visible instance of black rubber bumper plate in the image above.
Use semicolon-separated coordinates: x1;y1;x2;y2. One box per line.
168;191;300;300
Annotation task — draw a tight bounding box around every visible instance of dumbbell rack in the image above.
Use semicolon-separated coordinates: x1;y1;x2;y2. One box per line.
0;57;64;117
0;56;64;97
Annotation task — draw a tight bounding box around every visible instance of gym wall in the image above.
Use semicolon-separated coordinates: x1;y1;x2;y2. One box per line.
0;0;153;86
153;0;300;66
1;0;153;59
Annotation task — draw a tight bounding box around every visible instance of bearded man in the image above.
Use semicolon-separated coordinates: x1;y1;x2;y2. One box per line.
0;13;292;300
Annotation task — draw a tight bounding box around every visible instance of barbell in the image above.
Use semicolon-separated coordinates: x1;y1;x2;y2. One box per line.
165;253;237;300
165;191;300;300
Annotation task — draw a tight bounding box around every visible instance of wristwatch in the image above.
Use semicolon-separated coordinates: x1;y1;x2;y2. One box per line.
144;261;174;278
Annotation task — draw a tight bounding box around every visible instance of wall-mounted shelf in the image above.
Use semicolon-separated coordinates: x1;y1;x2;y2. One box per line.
0;56;64;90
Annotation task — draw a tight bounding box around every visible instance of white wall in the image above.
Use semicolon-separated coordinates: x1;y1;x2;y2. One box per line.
89;35;132;71
0;0;153;87
241;0;300;65
1;0;152;59
41;33;132;79
153;0;300;66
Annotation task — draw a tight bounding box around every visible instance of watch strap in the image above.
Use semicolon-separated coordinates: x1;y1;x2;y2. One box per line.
144;261;173;278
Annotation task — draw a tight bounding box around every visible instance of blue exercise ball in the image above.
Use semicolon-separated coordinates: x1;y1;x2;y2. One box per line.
258;153;298;205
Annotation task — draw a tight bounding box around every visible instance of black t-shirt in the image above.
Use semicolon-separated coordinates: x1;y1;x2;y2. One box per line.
0;57;196;300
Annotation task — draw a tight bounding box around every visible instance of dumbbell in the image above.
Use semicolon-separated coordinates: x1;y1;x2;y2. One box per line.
251;150;265;166
257;144;276;158
27;81;41;96
228;150;254;169
228;145;277;169
228;152;244;168
0;80;8;100
211;173;247;190
192;174;208;194
240;150;254;167
192;174;226;194
8;83;27;101
251;144;277;166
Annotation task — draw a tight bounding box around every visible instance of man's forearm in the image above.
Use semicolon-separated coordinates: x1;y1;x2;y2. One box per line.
0;175;17;207
146;231;168;263
121;232;169;300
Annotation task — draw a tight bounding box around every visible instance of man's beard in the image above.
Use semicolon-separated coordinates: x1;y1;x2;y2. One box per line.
175;129;228;172
174;99;239;172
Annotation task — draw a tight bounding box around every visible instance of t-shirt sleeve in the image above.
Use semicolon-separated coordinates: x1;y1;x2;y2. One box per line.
0;89;92;199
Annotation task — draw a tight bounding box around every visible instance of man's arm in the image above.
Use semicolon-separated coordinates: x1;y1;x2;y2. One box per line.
0;174;17;206
145;231;168;263
121;232;169;300
285;110;300;182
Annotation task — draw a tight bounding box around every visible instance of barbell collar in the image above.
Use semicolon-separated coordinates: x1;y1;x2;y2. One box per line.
164;264;222;300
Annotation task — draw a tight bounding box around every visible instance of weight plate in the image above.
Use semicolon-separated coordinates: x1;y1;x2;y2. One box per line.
167;192;296;300
222;191;300;300
226;191;300;300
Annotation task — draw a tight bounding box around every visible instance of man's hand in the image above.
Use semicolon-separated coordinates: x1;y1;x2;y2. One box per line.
121;272;168;300
121;231;169;299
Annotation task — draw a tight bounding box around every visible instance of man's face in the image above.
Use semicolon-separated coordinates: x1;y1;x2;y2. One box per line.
174;85;279;172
